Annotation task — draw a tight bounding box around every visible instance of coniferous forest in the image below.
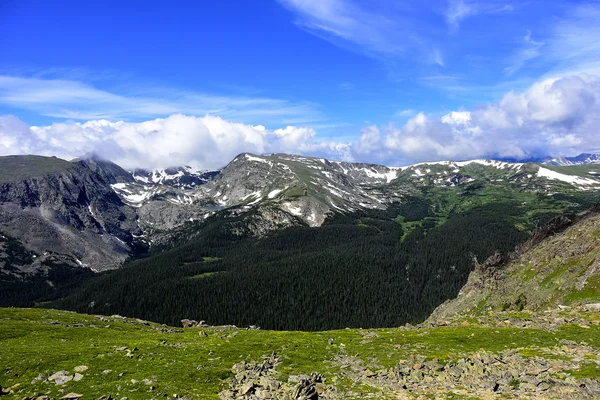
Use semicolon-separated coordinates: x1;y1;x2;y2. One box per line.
45;200;531;330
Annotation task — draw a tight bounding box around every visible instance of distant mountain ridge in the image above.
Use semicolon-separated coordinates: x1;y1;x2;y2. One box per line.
131;166;219;190
542;152;600;166
1;151;600;282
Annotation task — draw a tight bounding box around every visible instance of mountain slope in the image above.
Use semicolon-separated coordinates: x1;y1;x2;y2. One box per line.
132;166;218;189
192;153;600;230
429;207;600;322
0;155;141;279
1;152;600;289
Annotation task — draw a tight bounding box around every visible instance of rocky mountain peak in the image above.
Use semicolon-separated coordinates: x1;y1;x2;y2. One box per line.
131;165;218;190
72;153;134;184
542;152;600;166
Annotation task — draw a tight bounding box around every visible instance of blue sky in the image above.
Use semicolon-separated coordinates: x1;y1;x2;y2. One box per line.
1;0;600;169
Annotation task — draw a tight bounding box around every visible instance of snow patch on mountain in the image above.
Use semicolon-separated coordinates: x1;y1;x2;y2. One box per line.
268;189;285;199
536;167;599;186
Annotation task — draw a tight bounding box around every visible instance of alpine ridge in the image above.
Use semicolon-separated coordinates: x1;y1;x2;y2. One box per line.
2;151;600;281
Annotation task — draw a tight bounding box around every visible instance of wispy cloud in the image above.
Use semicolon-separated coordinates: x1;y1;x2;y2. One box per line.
394;109;416;117
445;0;514;31
278;0;406;56
418;75;464;81
431;48;445;67
0;74;322;125
338;82;354;91
544;3;600;77
504;30;545;76
277;0;443;66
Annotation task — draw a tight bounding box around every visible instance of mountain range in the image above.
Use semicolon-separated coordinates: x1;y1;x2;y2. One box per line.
1;150;600;330
542;153;600;166
1;152;600;279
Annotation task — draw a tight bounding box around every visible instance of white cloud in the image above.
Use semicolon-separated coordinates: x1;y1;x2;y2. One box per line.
1;74;599;170
273;126;317;152
445;0;514;31
375;74;600;164
0;114;352;170
356;125;382;154
441;111;471;125
0;75;321;125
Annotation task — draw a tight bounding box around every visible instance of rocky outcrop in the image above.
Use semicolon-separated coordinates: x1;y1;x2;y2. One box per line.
219;354;340;400
0;155;140;274
333;344;600;399
224;205;307;237
132;166;218;189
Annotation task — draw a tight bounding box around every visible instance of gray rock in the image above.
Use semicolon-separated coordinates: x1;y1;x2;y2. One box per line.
48;370;73;385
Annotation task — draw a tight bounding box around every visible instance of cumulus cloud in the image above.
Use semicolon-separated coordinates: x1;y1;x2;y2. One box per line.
374;74;600;164
1;74;599;170
0;114;352;170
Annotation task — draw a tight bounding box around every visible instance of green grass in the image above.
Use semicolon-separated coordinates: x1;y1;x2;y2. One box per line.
566;362;600;379
188;272;221;279
565;274;600;304
202;257;222;263
2;308;599;399
519;348;570;361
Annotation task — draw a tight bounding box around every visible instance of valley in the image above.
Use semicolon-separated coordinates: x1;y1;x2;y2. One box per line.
0;152;599;398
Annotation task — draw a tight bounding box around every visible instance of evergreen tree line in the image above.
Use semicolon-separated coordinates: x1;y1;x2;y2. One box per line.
48;200;529;330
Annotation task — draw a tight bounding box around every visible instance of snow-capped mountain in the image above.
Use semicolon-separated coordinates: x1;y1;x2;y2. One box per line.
542;153;600;166
116;152;600;230
2;151;600;276
131;166;219;190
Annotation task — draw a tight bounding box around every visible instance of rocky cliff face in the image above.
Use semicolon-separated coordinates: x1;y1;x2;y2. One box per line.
0;155;140;276
72;154;135;185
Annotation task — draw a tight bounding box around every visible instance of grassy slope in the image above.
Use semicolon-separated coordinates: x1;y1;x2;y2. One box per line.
429;210;600;321
1;308;599;399
0;155;74;184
